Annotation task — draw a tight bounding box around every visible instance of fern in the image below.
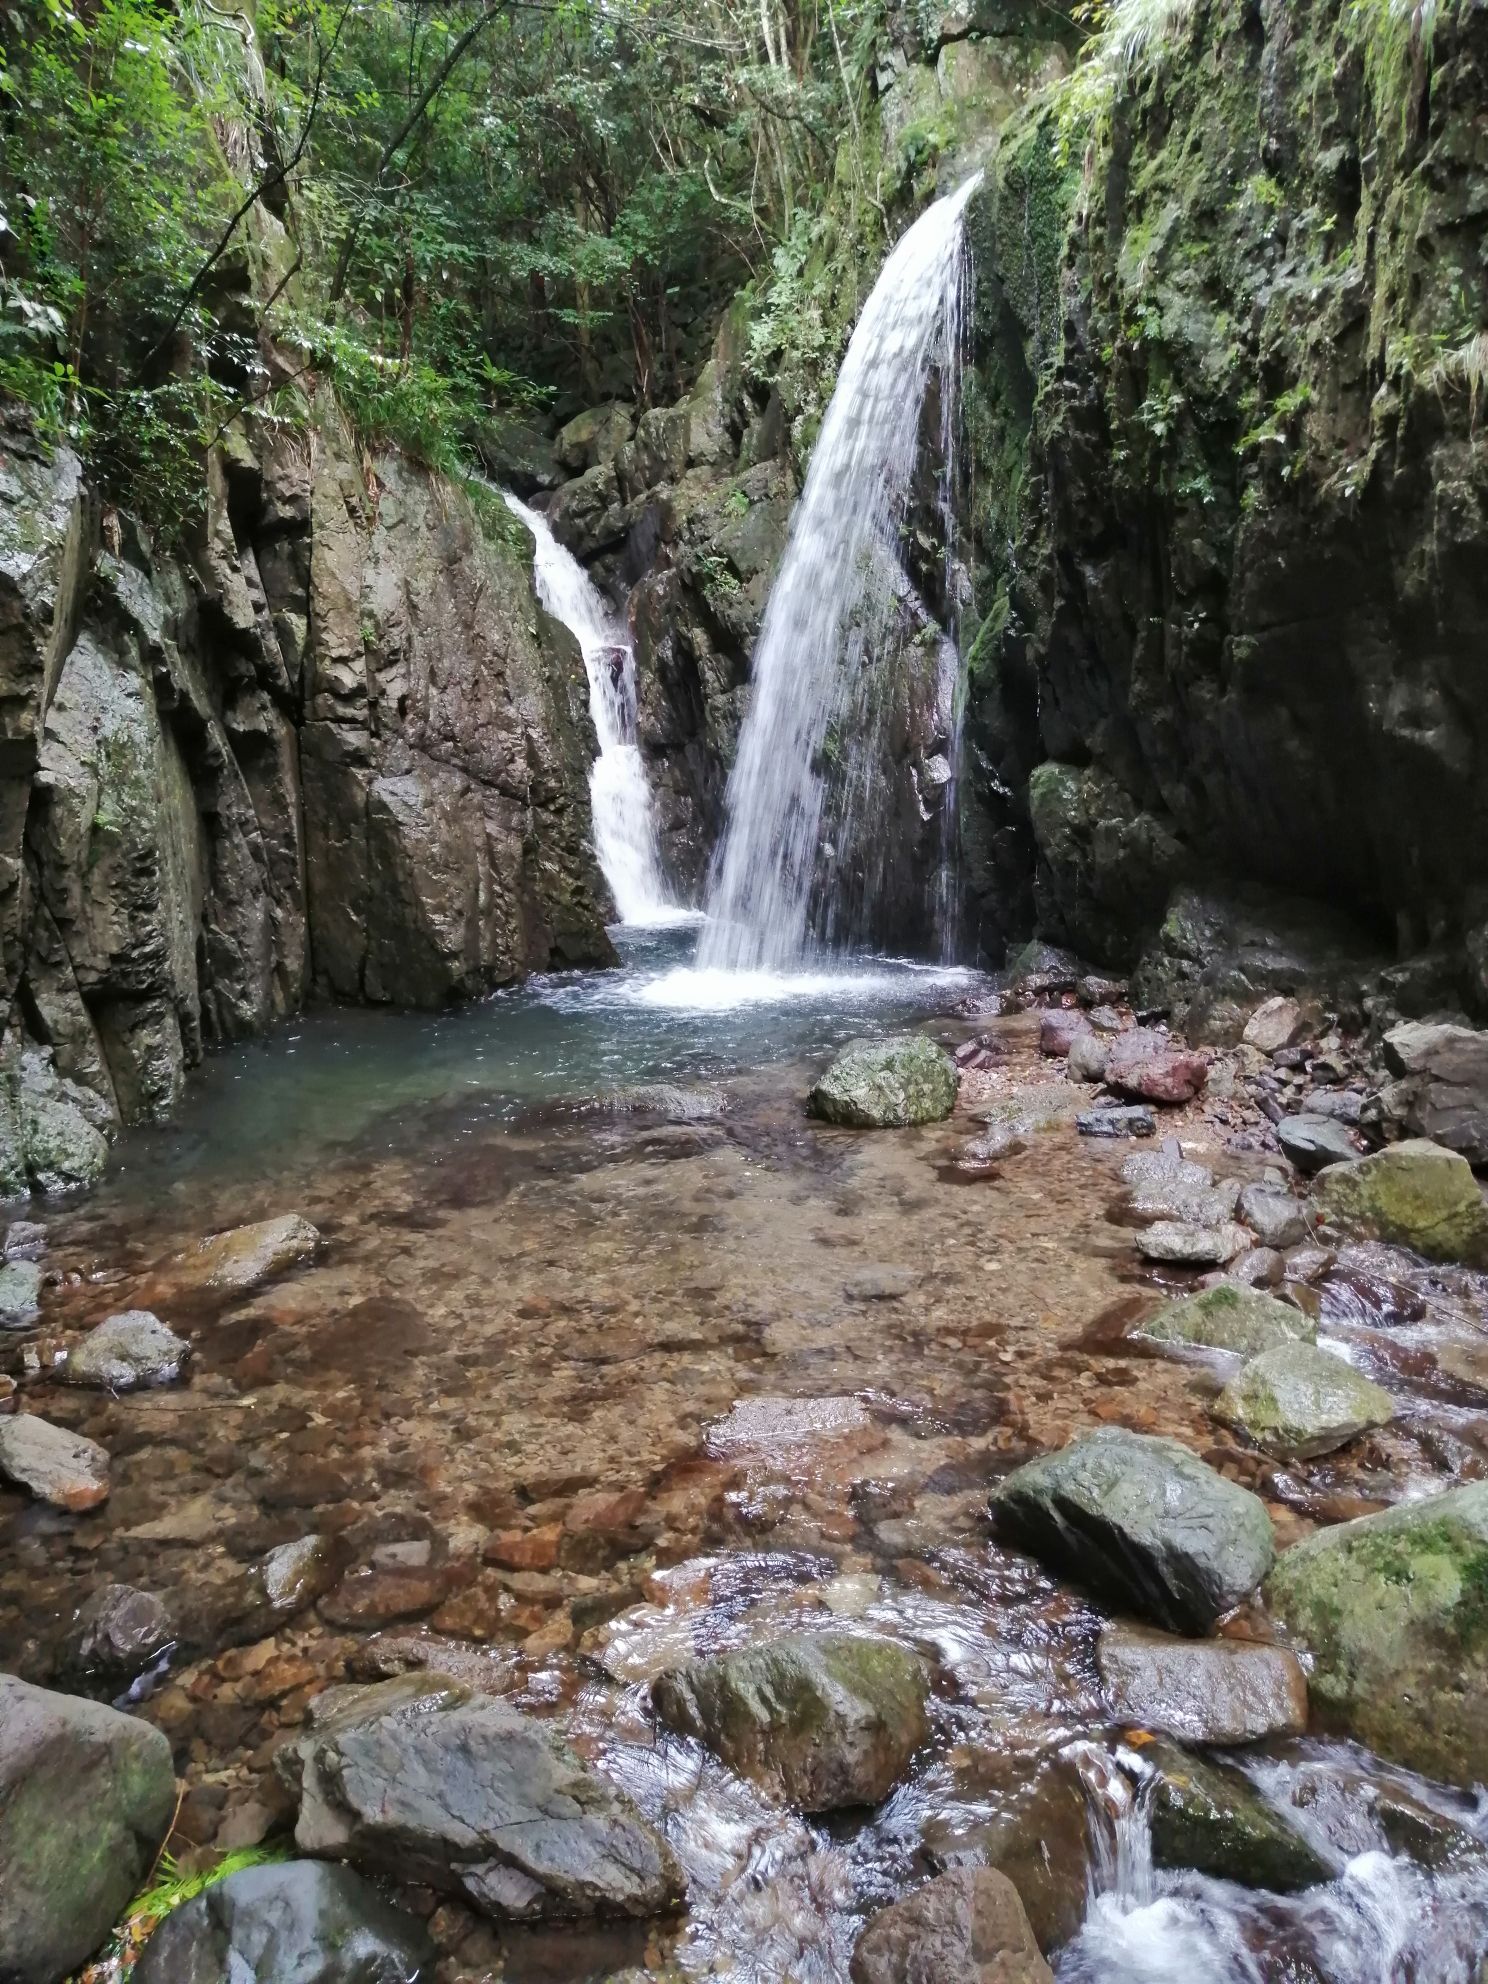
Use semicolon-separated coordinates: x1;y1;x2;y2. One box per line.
129;1843;290;1926
1106;0;1199;76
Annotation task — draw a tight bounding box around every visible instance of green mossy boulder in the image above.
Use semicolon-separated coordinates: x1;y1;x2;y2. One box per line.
1214;1342;1394;1459
1142;1737;1333;1893
1262;1483;1488;1789
1140;1283;1316;1357
651;1632;930;1812
0;1674;177;1984
1310;1139;1488;1267
807;1036;958;1129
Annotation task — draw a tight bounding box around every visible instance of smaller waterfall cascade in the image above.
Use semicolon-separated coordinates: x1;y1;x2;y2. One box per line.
699;173;981;972
504;494;678;926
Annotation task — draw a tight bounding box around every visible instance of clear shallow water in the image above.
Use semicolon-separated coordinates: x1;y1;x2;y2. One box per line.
90;925;977;1197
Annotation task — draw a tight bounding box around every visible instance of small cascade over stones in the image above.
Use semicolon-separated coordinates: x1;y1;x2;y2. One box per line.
699;175;981;973
504;493;680;926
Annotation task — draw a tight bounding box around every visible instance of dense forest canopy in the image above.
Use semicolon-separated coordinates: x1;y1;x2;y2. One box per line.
0;0;914;528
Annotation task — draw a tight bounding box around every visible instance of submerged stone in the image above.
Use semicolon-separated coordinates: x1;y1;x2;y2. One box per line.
1075;1104;1155;1139
1140;1283;1315;1357
0;1257;42;1326
651;1631;929;1812
1141;1737;1333;1892
990;1427;1275;1633
850;1868;1053;1984
1310;1139;1488;1267
63;1310;190;1390
807;1036;958;1128
0;1413;110;1510
1098;1624;1307;1745
1214;1342;1395;1459
1262;1482;1488;1788
133;1860;436;1984
283;1673;681;1920
177;1213;322;1292
0;1673;176;1984
63;1584;174;1688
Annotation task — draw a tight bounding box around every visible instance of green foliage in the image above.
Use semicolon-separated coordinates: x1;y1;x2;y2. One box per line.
1431;330;1488;423
130;1843;290;1927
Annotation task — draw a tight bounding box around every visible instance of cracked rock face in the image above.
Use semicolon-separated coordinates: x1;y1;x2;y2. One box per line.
280;1674;683;1922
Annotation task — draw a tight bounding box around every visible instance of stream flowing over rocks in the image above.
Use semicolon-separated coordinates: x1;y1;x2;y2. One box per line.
4;0;1488;1977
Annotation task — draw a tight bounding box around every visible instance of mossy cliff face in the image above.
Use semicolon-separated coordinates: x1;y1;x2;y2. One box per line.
0;398;612;1194
962;0;1488;1006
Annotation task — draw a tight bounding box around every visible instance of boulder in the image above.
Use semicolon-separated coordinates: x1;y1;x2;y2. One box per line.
1242;997;1307;1054
0;1412;110;1510
1139;1283;1315;1357
1104;1029;1207;1105
1140;1737;1332;1891
17;1049;111;1194
553;402;634;473
1262;1483;1488;1787
850;1868;1052;1984
1376;1020;1488;1166
1038;1009;1090;1058
1135;1220;1251;1267
63;1309;190;1389
282;1674;681;1920
1127;1177;1240;1226
1097;1624;1307;1745
1237;1185;1307;1248
990;1428;1275;1633
807;1037;958;1129
1214;1342;1395;1459
1066;1032;1109;1083
63;1584;174;1688
0;1256;42;1326
0;1674;176;1984
132;1860;435;1984
1277;1114;1358;1173
651;1632;929;1812
1311;1139;1488;1267
177;1214;321;1292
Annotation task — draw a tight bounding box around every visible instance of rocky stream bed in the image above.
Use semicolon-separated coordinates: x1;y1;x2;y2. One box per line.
2;936;1488;1984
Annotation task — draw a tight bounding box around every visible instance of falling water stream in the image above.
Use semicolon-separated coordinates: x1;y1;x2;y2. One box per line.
699;175;982;971
504;493;682;927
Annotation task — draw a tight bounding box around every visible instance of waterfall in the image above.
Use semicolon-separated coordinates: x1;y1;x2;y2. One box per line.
503;494;679;927
698;174;982;972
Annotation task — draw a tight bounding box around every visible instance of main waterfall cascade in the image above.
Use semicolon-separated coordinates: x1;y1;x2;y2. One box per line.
503;493;681;927
698;174;983;973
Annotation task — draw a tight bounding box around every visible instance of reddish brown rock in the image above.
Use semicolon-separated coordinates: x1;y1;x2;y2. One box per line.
319;1561;471;1629
1106;1029;1208;1104
851;1868;1052;1984
1038;1009;1092;1058
483;1525;562;1571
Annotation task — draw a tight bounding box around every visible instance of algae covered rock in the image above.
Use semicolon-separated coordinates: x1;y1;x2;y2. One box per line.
1214;1342;1394;1459
1141;1737;1332;1893
651;1631;929;1812
1310;1138;1488;1266
132;1860;435;1984
1140;1283;1315;1357
0;1673;177;1984
850;1867;1053;1984
807;1036;958;1128
1262;1483;1488;1788
283;1673;681;1920
990;1427;1275;1632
